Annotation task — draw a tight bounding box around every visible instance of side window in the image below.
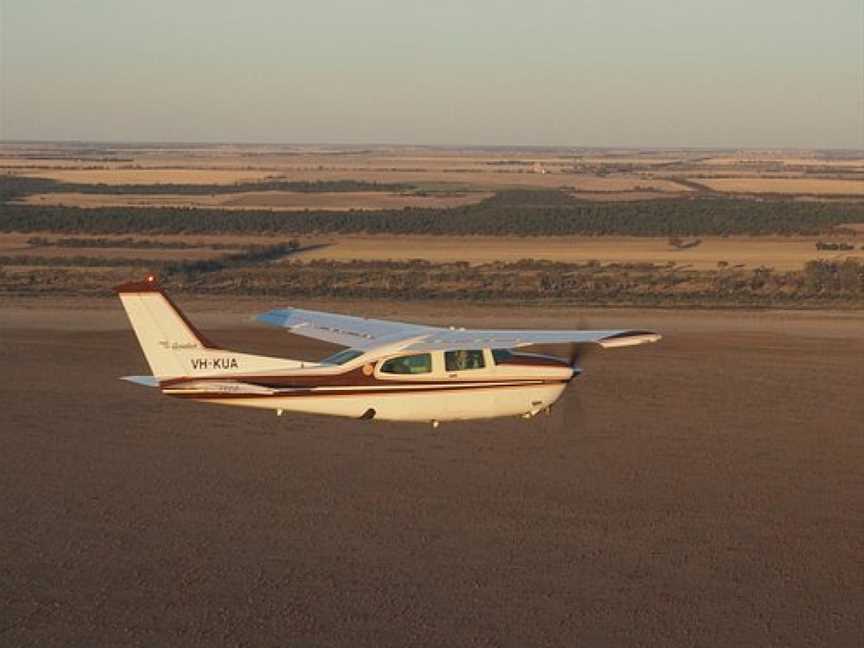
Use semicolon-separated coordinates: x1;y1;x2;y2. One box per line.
492;348;513;365
380;353;432;375
445;349;486;372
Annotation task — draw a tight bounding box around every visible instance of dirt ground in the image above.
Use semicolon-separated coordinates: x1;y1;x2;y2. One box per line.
1;300;862;647
699;177;864;196
17;190;491;211
4;232;861;272
292;235;864;271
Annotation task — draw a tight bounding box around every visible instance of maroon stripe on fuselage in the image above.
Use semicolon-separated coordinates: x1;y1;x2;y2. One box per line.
160;355;571;389
163;379;569;400
161;364;377;389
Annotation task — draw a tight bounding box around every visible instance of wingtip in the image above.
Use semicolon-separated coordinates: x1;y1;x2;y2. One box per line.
120;375;160;387
598;331;662;349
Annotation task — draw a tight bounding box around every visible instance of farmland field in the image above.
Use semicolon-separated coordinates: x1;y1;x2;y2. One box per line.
699;177;864;196
2;142;864;646
1;299;862;647
2;143;863;307
290;234;864;271
3;143;863;203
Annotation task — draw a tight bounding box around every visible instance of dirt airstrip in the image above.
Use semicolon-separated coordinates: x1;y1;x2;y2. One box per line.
1;300;862;647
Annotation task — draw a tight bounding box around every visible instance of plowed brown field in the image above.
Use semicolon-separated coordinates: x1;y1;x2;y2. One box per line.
1;301;862;646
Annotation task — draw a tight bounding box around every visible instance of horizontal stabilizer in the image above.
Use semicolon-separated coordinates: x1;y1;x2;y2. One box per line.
121;375;160;387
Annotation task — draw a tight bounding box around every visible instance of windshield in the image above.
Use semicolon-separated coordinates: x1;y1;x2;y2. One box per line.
320;349;364;365
492;348;513;364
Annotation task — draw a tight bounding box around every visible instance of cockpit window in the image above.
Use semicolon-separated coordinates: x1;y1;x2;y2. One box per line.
491;348;513;365
380;353;432;375
445;349;485;371
321;349;364;365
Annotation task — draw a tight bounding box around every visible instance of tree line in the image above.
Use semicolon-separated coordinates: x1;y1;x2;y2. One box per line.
4;257;863;305
0;175;414;199
171;257;864;303
2;193;864;237
25;236;244;250
0;241;300;272
162;240;301;275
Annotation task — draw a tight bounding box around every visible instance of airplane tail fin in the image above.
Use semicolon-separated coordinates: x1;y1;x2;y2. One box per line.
115;275;302;379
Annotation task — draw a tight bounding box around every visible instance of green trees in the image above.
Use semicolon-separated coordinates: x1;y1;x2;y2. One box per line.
0;176;413;197
803;260;864;294
3;176;864;237
2;195;864;237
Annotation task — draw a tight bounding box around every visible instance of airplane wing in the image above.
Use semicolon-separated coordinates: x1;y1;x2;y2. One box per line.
256;307;437;349
400;329;661;352
257;307;660;352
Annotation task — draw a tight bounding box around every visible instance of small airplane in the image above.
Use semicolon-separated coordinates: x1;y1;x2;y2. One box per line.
116;275;660;425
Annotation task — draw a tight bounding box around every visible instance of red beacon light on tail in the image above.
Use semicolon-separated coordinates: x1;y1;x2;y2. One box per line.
113;274;161;294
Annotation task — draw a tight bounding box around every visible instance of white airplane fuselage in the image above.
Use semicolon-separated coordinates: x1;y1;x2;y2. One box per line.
159;349;575;422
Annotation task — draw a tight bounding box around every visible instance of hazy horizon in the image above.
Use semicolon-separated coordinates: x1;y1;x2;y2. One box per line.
2;0;862;149
2;140;863;154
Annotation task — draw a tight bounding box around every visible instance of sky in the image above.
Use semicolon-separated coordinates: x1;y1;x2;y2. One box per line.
1;0;862;148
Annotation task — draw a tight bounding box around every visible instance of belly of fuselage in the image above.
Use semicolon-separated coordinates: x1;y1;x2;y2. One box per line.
189;382;568;422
